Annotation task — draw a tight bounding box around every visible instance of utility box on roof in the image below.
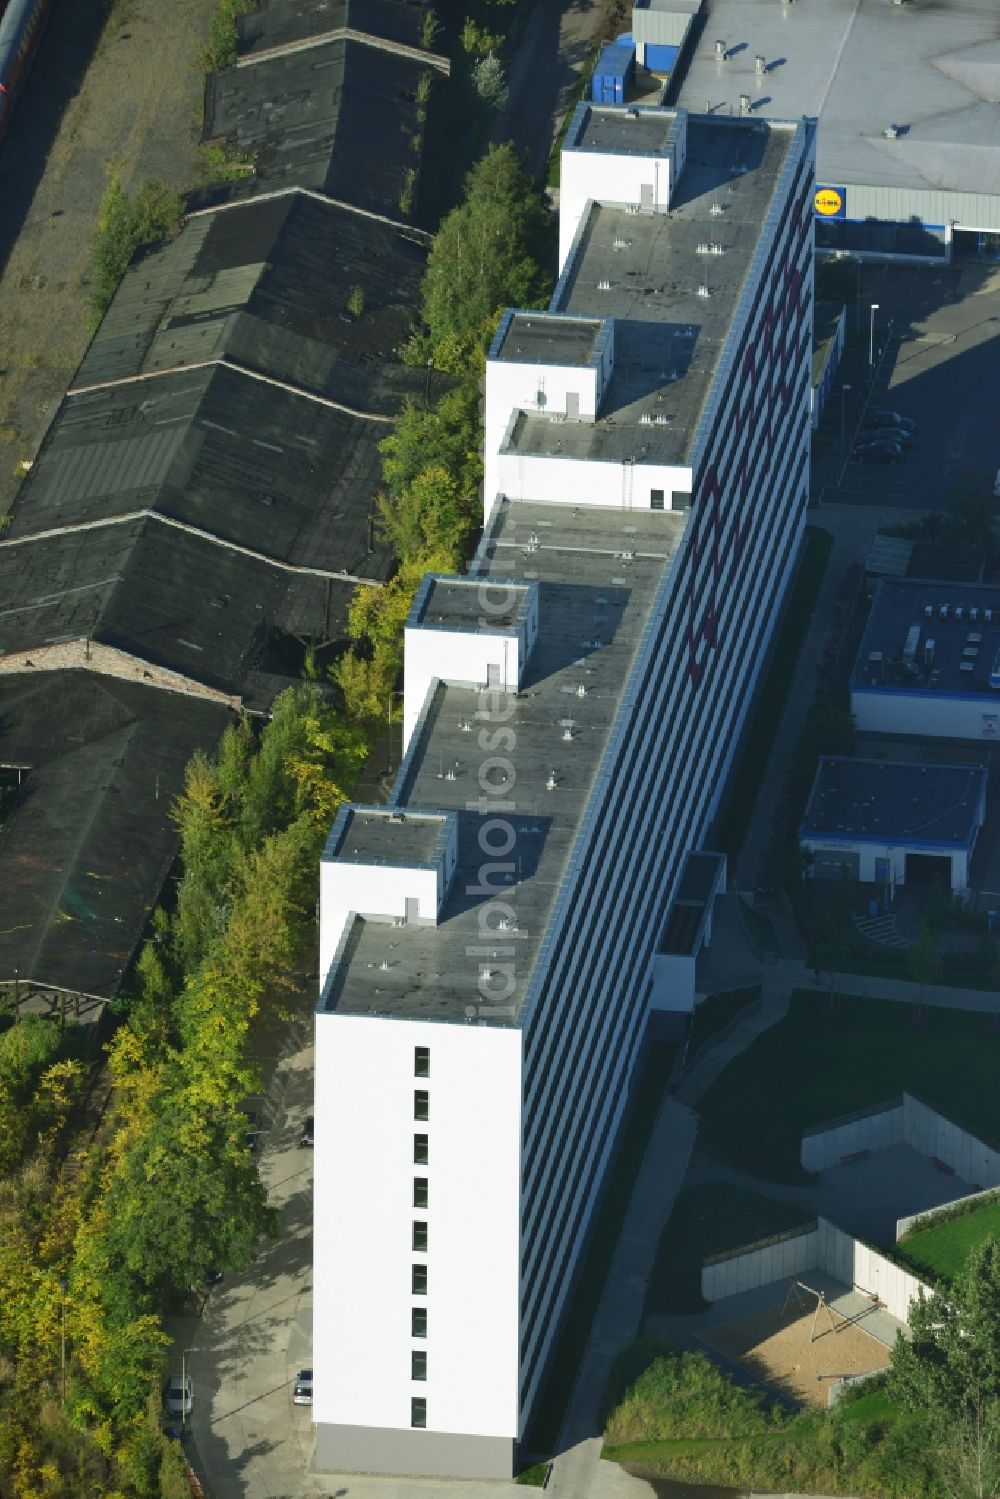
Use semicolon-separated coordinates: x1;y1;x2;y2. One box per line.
591;42;635;105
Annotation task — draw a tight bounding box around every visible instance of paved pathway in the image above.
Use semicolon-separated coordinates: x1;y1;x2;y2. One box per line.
674;979;793;1107
547;1098;698;1499
733;502;927;894
487;0;607;180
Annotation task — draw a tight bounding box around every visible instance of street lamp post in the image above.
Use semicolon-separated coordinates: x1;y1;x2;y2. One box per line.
868;302;880;367
181;1347;198;1437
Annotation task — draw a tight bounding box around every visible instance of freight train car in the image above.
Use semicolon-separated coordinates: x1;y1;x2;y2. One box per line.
0;0;57;145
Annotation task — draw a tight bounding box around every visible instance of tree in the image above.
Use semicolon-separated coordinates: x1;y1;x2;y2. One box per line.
377;464;468;563
891;1237;1000;1426
940;1399;1000;1499
379;385;482;506
908;918;943;1018
461;17;502;55
472;54;509;109
90;174;183;322
420;144;550;364
951;471;998;552
812;917;846;1007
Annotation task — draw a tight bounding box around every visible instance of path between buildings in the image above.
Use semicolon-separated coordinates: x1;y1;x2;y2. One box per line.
732;502;925;894
546;1096;698;1499
487;0;610;180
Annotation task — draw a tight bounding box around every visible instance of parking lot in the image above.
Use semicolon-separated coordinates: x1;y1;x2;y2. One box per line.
814;259;1000;511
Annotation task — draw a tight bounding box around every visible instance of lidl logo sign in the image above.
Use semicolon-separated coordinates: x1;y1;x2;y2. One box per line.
814;186;845;218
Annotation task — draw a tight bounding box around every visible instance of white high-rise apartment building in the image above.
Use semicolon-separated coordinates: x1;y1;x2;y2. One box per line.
313;103;816;1479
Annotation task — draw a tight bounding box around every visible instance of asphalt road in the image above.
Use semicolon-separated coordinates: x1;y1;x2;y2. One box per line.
817;259;1000;511
486;0;612;180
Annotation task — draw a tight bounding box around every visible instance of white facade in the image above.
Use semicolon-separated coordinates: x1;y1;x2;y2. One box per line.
558;107;687;265
318;810;457;981
801;834;975;894
402;577;538;750
313;1013;522;1473
490;445;694;514
314;104;816;1480
852;686;1000;741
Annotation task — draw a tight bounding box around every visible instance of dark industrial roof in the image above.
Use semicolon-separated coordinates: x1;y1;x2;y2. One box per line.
238;0;427;58
852;579;1000;698
202;38;428;215
0;673;231;997
801;757;987;848
11;364;391;577
0;518;286;693
72;194;430;410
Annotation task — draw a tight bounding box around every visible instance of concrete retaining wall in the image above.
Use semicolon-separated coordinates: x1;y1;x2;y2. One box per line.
801;1094;1000;1185
701;1216;929;1327
903;1095;1000;1188
801;1098;905;1172
702;1224;818;1302
897;1185;1000;1241
816;1218;927;1325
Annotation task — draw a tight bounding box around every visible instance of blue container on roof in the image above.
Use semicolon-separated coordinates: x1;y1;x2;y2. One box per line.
591;41;635;105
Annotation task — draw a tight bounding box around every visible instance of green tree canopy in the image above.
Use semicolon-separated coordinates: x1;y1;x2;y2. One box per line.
892;1236;1000;1422
420;144;550;365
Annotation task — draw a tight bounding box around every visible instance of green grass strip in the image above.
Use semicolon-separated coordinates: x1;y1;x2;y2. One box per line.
698;989;1000;1182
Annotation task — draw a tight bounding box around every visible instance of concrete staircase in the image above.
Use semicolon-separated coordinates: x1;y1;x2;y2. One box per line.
855;911;910;950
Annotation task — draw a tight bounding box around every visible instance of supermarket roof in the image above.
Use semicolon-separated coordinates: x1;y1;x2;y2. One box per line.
0;672;231;998
801;757;987;848
671;0;1000;199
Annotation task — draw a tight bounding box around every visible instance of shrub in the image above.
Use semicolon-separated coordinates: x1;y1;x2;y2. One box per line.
90;176;183;323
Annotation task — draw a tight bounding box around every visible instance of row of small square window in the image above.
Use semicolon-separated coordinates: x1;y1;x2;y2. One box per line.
413;1047;430;1430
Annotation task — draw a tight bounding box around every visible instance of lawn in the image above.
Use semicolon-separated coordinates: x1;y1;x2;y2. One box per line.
645;1181;811;1316
834;951;998;992
687;986;761;1061
897;1196;1000;1283
521;1041;677;1457
602;1344;936;1497
698;989;1000;1182
713;526;833;864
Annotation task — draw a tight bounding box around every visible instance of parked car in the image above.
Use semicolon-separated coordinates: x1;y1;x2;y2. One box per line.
299;1115;315;1147
164;1375;193;1417
292;1369;313;1405
868;408;916;432
239;1102;263;1153
859;424;915;447
852;440;903;464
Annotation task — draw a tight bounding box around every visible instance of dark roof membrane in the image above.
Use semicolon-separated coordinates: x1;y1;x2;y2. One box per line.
0;673;231;997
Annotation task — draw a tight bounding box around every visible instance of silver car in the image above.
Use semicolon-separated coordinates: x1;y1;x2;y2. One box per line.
164;1374;193;1416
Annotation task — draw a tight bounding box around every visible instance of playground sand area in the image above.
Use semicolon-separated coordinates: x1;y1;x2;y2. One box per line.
703;1300;892;1407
